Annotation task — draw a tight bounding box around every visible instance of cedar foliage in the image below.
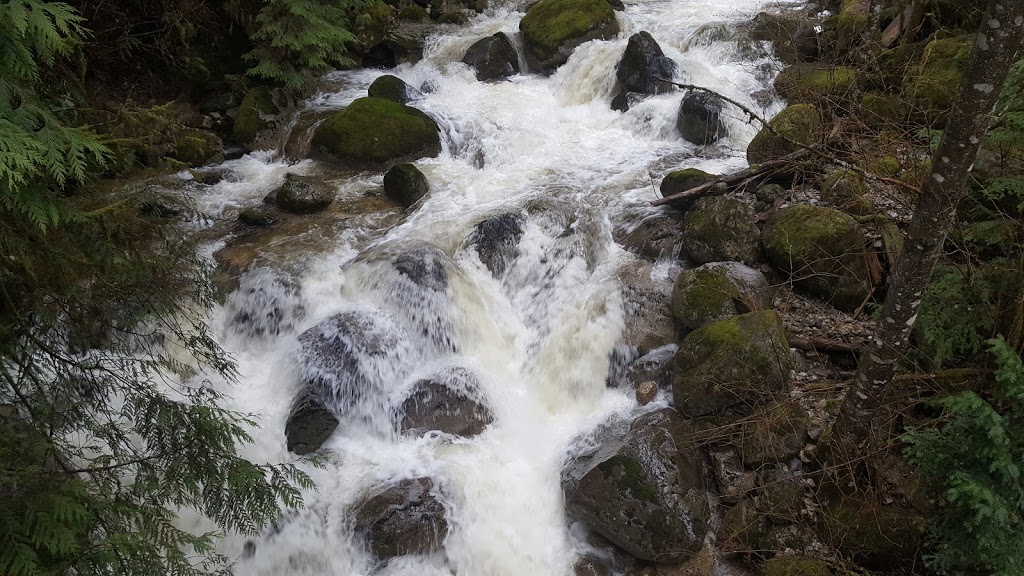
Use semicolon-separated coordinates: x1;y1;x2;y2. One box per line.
0;2;315;575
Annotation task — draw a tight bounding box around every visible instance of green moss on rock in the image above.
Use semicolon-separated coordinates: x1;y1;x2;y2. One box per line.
383;163;430;207
398;4;428;20
682;196;761;265
762;204;871;312
368;75;419;103
597;456;658;502
672;310;792;417
519;0;619;72
902;35;972;126
821;169;874;216
311;97;440;165
747;104;824;165
859;92;911;129
774;65;858;105
659;168;715;198
819;495;925;569
172;129;223;167
671;262;772;330
739;400;809;467
763;556;832;576
233;87;280;147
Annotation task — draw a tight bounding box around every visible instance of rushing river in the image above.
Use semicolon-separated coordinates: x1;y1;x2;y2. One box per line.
175;0;795;573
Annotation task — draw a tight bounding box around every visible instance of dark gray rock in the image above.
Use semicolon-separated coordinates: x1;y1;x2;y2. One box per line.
469;213;524;275
677;91;727;145
681;196;761;265
564;409;711;563
354;477;448;558
462;32;521;80
399;367;493;437
384;163;430;208
616;32;677;95
610;90;644;112
368;74;422;103
392;246;449;292
274;173;334;214
285;389;339;455
619;345;676;390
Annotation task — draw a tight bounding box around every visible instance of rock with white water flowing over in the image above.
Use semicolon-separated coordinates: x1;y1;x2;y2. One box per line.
467;213;525;276
353;477;449;559
670;262;772;330
564;409;711;563
677;91;728;145
284;389;339;455
383;163;430;207
519;0;620;73
462;32;521;81
615;31;677;95
399;367;493;437
272;173;334;214
367;74;422;103
224;268;305;340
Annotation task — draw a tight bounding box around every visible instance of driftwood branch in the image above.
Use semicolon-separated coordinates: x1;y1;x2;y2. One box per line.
652;149;810;207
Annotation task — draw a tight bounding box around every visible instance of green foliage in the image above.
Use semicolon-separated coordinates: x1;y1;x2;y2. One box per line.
0;2;315;575
245;0;368;91
903;337;1024;576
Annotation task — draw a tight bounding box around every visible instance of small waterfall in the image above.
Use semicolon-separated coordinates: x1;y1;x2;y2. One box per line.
171;0;796;573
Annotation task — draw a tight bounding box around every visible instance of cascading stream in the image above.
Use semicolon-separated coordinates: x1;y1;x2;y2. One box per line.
174;0;798;574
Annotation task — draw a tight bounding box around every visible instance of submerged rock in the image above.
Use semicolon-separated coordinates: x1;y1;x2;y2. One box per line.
564;409;711;563
383;163;430;207
284;389;339;455
519;0;620;73
671;262;772;330
354;477;449;559
671;310;792;417
762;204;872;312
273;173;334;214
468;213;525;275
311;97;440;165
615;31;676;95
399;367;493;437
678;91;728;145
368;74;422;103
462;32;521;80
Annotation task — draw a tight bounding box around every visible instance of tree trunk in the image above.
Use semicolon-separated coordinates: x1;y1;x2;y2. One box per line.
836;0;1024;455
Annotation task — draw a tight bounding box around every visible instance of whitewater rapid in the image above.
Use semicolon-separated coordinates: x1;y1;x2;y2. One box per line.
174;0;796;573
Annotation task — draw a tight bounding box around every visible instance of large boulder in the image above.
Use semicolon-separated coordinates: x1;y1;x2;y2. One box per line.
468;213;525;275
671;262;773;330
564;409;711;563
615;31;676;95
232;87;288;150
368;74;422;103
383;163;430;207
762;204;872;312
354;477;449;559
284;390;340;455
399;367;493;437
901;35;972;126
678;92;728;145
272;173;334;214
311;97;440;165
739;400;809;468
671;310;792;417
660;168;716;200
746;104;824;165
614;212;685;259
619;260;677;355
519;0;620;73
773;65;858;106
462;32;521;80
681;196;761;265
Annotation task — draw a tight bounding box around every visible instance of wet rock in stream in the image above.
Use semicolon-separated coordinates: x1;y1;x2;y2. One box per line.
398;366;493;437
468;212;525;276
353;477;449;559
285;389;339;455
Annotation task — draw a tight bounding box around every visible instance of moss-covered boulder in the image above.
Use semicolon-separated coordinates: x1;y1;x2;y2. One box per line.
274;173;334;214
818;495;925;569
763;556;833;576
398;4;428;20
762;204;872;312
172;128;223;167
368;74;421;103
352;0;395;54
233;87;282;149
747;104;824;165
462;32;520;81
739;400;809;467
383;163;430;207
563;409;710;563
821;169;874;216
671;262;772;330
902;35;972;126
659;168;716;210
756;466;805;524
671;310;792;417
311;97;440;165
859;92;911;129
832;0;870;52
681;196;761;265
519;0;620;73
774;65;857;106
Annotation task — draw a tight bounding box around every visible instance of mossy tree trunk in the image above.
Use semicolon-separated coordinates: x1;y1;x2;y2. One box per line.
836;0;1024;459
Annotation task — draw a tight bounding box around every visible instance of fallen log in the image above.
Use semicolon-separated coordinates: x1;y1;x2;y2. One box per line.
652;149;811;207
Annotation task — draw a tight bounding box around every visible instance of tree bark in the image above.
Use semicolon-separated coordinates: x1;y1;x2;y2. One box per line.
836;0;1024;453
